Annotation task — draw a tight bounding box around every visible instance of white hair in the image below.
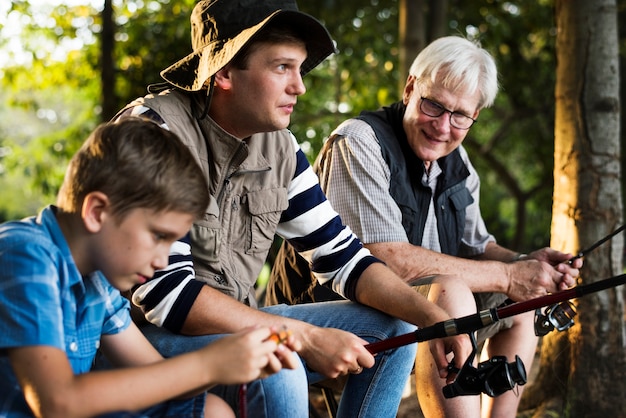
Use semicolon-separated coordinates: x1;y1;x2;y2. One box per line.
409;36;499;109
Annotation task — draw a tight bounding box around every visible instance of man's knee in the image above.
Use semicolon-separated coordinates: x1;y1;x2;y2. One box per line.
413;275;476;315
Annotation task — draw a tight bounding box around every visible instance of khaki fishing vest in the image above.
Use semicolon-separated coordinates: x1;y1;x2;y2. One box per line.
126;89;297;306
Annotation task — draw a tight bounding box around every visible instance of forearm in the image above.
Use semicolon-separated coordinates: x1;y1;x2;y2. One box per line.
365;241;510;294
354;262;453;328
85;351;213;412
10;346;210;418
181;284;316;341
477;241;520;263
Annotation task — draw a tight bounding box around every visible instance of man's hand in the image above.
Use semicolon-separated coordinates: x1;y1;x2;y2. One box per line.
527;247;582;285
506;247;581;301
428;333;473;384
296;326;375;378
527;247;581;290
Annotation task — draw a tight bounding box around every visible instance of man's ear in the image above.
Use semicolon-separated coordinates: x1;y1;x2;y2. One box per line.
81;191;110;233
403;75;417;104
214;67;233;91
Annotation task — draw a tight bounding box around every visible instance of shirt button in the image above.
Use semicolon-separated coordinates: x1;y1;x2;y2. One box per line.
69;342;78;352
95;340;100;349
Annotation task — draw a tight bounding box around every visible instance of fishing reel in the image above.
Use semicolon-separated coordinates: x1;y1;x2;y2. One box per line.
534;301;577;336
498;298;577;337
443;333;527;398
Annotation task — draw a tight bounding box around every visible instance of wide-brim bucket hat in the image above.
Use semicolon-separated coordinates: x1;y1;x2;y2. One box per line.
161;0;336;92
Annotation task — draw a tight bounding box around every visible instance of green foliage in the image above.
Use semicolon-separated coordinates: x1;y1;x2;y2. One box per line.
0;0;599;251
449;0;557;249
0;74;96;220
293;0;400;158
0;2;100;221
112;0;196;109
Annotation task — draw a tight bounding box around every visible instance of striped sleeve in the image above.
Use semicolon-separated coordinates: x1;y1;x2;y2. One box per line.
276;136;382;301
114;105;170;129
117;105;206;333
131;235;205;332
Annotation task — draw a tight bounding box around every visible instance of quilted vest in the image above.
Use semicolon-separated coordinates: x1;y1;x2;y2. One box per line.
356;102;473;255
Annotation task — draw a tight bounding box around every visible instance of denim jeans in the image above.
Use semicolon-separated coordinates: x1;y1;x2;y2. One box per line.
141;300;417;418
97;392;205;418
92;356;205;418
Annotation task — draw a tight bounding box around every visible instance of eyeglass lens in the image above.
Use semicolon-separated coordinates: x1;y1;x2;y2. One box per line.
420;98;474;129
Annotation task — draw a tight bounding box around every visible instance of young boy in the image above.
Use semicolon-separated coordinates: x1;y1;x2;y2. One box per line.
0;118;299;417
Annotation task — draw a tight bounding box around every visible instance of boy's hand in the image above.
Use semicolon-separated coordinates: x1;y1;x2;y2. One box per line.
201;326;300;384
260;326;300;376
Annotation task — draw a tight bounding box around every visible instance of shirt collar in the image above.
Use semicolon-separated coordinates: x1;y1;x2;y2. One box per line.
36;205;84;289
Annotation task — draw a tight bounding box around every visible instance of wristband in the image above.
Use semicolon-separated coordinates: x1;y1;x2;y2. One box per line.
514;253;527;261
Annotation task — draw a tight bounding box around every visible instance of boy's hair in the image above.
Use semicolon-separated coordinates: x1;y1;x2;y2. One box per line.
57;118;209;220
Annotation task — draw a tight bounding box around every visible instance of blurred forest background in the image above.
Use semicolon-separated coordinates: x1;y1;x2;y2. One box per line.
2;1;626;416
3;0;623;254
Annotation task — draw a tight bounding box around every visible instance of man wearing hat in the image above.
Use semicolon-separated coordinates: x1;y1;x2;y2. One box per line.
114;1;472;416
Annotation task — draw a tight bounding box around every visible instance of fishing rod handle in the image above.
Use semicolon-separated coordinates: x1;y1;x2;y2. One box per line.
366;309;497;354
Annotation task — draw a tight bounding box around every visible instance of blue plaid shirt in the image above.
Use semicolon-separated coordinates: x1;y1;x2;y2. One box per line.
0;205;131;417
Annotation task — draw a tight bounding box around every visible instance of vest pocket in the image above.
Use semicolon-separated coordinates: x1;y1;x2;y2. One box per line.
446;187;473;251
190;223;221;264
448;187;473;212
190;196;221;264
244;188;288;254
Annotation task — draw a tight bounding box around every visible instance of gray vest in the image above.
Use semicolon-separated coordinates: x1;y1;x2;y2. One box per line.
357;102;473;255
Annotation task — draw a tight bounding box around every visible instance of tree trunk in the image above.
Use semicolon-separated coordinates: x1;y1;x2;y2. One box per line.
428;0;447;41
101;0;116;122
520;1;625;416
398;0;424;93
398;0;448;94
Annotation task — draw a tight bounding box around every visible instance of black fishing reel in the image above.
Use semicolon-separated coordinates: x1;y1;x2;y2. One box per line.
498;298;577;337
534;301;577;336
443;333;527;398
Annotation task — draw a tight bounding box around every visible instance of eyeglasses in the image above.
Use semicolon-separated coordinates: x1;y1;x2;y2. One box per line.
419;97;476;130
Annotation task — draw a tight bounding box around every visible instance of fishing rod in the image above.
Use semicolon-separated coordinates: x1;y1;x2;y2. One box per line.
567;224;626;264
365;226;626;398
365;273;626;398
535;223;625;334
365;272;626;355
501;224;625;336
